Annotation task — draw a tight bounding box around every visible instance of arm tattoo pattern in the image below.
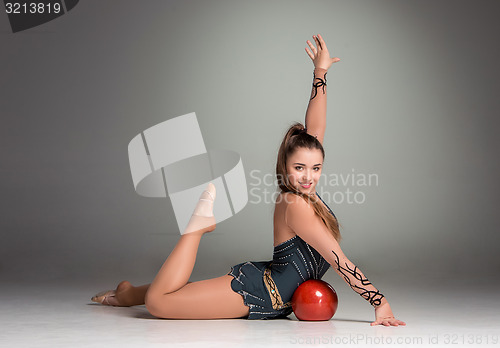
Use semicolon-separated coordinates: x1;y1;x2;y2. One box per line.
330;250;385;307
310;71;327;100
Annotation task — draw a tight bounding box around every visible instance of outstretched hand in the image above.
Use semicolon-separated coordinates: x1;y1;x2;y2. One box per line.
305;34;340;71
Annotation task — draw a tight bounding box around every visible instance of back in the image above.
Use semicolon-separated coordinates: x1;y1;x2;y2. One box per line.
273;192;298;247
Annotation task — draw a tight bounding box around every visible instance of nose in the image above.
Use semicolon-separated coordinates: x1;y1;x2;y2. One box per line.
302;170;312;182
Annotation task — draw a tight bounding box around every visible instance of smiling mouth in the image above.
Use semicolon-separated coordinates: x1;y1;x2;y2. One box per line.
299;182;312;188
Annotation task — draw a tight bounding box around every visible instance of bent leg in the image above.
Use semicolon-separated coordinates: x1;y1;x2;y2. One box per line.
145;274;249;319
93;281;194;307
115;281;194;306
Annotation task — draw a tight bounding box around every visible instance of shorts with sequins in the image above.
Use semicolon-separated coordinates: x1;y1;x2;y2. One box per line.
227;261;293;320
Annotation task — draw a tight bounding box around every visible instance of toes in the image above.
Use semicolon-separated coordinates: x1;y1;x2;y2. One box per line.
91;290;116;305
104;294;120;306
205;183;216;201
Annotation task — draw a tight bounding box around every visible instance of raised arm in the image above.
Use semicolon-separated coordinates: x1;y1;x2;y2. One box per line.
304;34;340;145
285;194;406;326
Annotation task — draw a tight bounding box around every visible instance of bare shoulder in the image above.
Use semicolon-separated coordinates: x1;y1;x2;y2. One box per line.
278;192;301;205
283;193;329;239
281;193;316;218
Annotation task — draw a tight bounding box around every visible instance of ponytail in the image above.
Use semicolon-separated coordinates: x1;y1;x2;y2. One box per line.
275;122;341;242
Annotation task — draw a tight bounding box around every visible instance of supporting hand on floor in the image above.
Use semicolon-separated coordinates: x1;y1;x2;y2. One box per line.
371;300;406;326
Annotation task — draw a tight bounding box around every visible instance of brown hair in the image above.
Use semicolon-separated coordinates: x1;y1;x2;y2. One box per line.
275;122;341;242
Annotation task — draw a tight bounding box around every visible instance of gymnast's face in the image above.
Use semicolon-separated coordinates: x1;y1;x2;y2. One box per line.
286;147;323;195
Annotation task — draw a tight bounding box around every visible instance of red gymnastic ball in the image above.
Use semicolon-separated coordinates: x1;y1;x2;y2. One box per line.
291;279;338;321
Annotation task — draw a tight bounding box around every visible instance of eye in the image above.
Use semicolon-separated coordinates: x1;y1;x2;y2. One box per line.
313;167;320;171
295;166;303;171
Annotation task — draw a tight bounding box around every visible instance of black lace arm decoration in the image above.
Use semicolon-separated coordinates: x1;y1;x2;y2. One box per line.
310;70;327;100
330;250;385;307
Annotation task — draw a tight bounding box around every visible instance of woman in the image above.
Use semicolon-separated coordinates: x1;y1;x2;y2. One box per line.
92;34;406;327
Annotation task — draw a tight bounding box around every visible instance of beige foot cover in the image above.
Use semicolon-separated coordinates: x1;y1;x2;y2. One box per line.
91;290;119;306
182;183;216;235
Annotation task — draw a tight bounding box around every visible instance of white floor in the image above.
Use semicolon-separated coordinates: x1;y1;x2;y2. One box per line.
1;276;499;348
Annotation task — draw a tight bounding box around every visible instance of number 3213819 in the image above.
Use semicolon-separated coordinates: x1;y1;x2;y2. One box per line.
5;2;62;14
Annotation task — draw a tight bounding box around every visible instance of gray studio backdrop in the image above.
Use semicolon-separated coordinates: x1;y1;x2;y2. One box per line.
1;0;499;292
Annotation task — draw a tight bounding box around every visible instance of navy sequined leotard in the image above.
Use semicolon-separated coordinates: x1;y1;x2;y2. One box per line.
227;192;337;320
